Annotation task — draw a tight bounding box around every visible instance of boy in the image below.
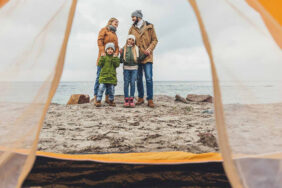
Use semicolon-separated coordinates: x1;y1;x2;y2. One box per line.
95;42;120;107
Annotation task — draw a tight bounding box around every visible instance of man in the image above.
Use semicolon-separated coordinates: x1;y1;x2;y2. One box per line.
128;10;158;108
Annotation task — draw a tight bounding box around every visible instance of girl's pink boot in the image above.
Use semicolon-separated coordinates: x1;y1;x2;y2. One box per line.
129;97;135;108
124;98;130;108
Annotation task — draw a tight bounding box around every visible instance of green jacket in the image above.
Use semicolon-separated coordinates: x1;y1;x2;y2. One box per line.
120;46;147;66
98;55;120;85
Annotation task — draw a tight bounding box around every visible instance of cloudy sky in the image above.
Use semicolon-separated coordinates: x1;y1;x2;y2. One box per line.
62;0;211;81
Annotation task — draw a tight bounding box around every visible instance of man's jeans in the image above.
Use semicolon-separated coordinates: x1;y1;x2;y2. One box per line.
123;69;138;98
97;84;115;101
94;66;109;96
137;62;153;100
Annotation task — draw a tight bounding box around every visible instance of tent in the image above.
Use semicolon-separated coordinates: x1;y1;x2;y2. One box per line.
23;151;228;187
0;0;281;187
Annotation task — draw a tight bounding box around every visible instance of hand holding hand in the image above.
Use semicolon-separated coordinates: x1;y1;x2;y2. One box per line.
113;53;118;57
101;52;106;56
144;48;151;55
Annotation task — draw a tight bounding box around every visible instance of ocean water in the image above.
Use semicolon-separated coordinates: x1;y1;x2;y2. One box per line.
52;80;282;104
1;81;280;104
52;81;214;104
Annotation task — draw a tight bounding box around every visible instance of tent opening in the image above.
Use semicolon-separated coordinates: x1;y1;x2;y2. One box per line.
0;0;281;187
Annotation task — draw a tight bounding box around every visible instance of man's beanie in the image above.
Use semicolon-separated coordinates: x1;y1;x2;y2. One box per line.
105;42;115;51
131;10;143;18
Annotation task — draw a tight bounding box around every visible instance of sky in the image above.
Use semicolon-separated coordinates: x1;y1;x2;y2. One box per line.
1;0;279;83
62;0;212;81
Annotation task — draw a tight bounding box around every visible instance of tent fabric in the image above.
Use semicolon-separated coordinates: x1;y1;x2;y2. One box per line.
0;0;282;187
22;150;223;164
246;0;282;48
188;1;243;187
0;0;77;187
0;0;9;8
190;0;282;187
23;154;230;187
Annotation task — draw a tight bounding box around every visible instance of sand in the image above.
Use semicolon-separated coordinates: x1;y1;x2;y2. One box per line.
224;103;282;155
38;95;218;154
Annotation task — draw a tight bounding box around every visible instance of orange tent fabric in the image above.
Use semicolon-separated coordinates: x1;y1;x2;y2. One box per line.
0;0;9;8
246;0;282;48
36;151;222;164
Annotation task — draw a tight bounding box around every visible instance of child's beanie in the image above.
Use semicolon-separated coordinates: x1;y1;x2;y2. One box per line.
105;42;115;51
127;34;136;41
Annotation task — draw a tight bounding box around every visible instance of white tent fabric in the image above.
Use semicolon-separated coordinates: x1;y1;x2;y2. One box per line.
190;0;282;187
0;0;76;187
0;0;281;187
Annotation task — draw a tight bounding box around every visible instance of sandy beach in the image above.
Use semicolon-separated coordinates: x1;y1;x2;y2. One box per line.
38;95;218;154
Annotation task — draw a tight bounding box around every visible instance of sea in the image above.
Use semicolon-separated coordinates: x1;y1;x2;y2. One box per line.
52;81;213;104
52;80;282;104
1;81;280;104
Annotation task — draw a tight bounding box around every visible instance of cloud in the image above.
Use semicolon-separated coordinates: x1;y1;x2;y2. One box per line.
61;0;210;81
154;46;211;81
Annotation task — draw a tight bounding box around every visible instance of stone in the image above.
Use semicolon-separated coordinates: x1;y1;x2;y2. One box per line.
197;132;218;148
67;94;90;105
186;94;213;103
175;94;188;104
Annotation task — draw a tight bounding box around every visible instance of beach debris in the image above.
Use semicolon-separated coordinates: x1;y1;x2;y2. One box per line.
186;94;213;103
197;132;218;148
175;94;189;103
185;106;193;112
202;109;214;114
130;121;140;126
67;94;90;105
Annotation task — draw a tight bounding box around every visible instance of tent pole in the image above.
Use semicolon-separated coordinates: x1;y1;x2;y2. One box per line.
16;0;78;187
188;0;244;187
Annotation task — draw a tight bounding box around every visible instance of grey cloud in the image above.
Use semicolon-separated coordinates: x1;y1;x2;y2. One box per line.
62;0;210;81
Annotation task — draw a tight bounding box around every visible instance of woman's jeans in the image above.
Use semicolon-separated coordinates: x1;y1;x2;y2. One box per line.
94;66;109;96
97;84;115;101
123;69;138;98
137;63;153;100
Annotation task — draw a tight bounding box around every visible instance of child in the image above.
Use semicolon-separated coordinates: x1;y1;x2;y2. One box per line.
95;42;120;107
120;35;147;108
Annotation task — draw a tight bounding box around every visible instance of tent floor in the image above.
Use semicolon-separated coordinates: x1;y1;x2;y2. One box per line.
23;155;230;188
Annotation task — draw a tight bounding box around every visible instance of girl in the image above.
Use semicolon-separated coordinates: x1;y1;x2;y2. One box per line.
94;17;119;104
120;35;147;108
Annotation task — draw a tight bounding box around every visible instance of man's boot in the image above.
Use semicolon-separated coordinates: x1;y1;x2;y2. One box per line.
105;95;110;104
95;100;102;107
136;98;144;105
148;100;155;108
109;100;116;107
93;95;97;104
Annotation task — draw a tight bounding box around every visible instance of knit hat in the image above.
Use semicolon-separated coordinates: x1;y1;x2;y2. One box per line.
105;42;115;51
131;10;143;18
127;34;136;41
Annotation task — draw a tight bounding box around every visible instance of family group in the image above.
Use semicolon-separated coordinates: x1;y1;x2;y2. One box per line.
93;10;158;108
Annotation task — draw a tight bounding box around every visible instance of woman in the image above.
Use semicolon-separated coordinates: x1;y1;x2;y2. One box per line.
94;17;119;103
